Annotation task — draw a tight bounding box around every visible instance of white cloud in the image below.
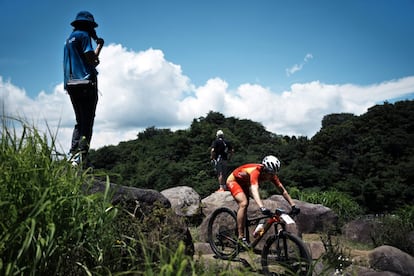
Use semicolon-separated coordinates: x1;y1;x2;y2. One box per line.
1;46;414;153
286;53;314;77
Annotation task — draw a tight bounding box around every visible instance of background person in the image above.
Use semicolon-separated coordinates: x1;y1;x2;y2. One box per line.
226;155;300;246
210;129;234;192
64;11;104;167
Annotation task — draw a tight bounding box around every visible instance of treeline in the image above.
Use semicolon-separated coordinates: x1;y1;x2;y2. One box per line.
89;100;414;214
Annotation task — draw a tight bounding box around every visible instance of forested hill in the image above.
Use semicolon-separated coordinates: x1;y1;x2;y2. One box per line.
89;100;414;214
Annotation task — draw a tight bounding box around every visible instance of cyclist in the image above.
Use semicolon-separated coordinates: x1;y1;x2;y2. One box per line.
226;155;300;246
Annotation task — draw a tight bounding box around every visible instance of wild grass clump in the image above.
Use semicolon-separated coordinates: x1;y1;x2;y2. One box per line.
1;116;254;275
0;117;120;275
318;233;353;275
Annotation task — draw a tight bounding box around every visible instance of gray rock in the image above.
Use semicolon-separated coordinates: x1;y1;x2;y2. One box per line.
90;179;171;209
161;186;201;217
201;190;238;217
344;265;401;276
369;245;414;276
342;217;380;245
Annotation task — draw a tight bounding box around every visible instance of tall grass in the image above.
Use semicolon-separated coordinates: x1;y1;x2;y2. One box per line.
0;117;118;275
0;117;262;275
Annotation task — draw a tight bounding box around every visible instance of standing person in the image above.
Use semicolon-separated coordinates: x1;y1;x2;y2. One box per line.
226;155;300;246
64;11;104;167
210;130;234;192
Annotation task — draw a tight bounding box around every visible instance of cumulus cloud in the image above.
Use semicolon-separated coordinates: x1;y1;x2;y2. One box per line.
1;46;414;152
286;53;313;76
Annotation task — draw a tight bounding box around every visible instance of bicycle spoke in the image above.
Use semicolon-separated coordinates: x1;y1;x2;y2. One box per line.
261;232;311;276
207;207;238;259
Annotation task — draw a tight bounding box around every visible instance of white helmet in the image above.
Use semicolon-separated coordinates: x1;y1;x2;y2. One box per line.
216;130;224;138
262;155;281;174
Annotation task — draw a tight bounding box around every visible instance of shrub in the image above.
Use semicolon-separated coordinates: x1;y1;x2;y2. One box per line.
371;205;414;255
293;189;362;225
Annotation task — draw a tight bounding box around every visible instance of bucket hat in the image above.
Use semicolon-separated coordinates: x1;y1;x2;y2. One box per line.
71;11;98;27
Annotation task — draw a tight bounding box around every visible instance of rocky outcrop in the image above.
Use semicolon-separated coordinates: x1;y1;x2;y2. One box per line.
88;183;413;275
368;245;414;276
90;179;171;209
161;186;201;217
159;186;414;275
342;216;380;245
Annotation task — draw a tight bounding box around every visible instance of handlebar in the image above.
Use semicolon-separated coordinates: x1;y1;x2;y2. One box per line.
270;208;299;219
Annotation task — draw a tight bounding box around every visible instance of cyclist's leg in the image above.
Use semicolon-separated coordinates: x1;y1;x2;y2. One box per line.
227;180;248;239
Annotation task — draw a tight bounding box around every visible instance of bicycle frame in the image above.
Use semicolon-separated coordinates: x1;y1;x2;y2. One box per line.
244;209;288;251
208;207;312;275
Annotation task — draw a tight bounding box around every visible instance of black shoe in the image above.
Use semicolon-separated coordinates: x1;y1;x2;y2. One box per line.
238;238;249;252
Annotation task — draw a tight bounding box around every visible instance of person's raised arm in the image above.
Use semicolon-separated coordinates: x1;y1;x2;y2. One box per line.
84;35;104;67
94;37;104;56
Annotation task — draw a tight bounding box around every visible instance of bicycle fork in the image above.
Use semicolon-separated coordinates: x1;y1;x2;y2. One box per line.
274;228;289;261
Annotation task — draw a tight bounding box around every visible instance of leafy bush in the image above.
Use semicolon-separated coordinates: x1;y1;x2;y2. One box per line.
290;188;362;225
371;205;414;255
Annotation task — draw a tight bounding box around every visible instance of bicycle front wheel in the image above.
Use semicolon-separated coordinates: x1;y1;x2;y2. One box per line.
261;231;312;276
207;207;238;260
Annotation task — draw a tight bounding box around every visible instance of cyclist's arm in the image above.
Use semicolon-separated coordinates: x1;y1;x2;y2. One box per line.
274;177;295;207
250;168;265;208
250;184;265;209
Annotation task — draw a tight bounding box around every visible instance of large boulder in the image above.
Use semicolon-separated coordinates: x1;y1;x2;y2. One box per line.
201;190;238;217
267;195;338;233
89;179;171;210
342;216;380;245
368;245;414;276
161;186;202;218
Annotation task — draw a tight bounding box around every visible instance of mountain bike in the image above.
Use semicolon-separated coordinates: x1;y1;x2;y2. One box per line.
207;207;312;275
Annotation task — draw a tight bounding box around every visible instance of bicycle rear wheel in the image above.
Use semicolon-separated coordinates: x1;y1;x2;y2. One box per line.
207;207;238;260
261;231;312;276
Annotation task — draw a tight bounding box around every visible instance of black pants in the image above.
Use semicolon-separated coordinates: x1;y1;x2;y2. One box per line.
68;83;98;155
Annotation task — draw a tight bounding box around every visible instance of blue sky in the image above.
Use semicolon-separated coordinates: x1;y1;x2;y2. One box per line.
1;0;414;151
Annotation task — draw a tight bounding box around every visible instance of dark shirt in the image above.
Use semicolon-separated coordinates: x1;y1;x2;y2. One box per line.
211;138;232;161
